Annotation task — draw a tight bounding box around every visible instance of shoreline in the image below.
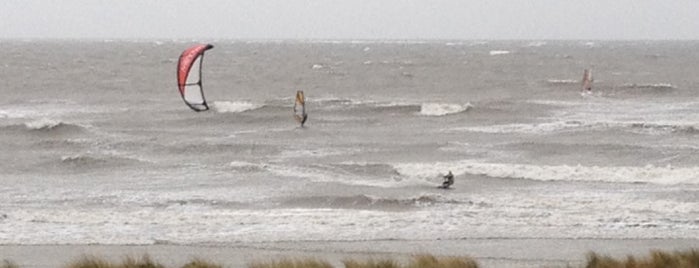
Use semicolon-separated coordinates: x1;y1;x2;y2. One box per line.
2;238;697;267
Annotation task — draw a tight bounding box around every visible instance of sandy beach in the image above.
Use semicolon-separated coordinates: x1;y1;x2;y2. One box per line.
2;238;697;267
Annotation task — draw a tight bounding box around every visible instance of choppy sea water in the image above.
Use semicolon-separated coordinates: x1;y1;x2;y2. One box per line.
0;40;697;245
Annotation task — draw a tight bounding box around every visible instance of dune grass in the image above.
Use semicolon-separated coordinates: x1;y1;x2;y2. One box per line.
181;258;223;268
341;255;478;268
248;258;333;268
1;260;19;268
586;249;699;268
342;258;400;268
7;249;696;268
407;255;478;268
65;255;164;268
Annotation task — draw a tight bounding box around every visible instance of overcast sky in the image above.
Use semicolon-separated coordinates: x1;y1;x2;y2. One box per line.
2;0;698;40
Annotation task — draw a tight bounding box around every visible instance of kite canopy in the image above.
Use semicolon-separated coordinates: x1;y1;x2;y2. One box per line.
177;44;214;112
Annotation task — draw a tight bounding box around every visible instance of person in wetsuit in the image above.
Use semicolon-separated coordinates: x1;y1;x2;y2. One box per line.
442;171;454;188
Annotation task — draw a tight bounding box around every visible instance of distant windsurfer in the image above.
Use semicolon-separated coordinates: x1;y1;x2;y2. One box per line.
293;90;308;127
440;171;454;189
298;112;308;127
582;69;593;92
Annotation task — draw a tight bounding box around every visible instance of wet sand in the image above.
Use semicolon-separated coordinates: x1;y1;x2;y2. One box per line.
2;238;697;267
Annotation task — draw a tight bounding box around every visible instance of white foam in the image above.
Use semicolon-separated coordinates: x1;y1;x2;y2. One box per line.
311;64;324;69
266;163;424;188
5;193;696;245
420;103;471;116
449;120;590;134
24;118;62;130
393;160;699;185
229;161;265;168
621;83;677;90
213;101;263;113
275;147;364;159
489;50;511;56
546;79;578;84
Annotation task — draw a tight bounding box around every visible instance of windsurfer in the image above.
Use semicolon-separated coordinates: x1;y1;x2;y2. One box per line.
294;90;308;127
582;69;593;92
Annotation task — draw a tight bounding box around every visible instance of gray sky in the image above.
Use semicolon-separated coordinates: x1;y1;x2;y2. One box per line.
2;0;698;40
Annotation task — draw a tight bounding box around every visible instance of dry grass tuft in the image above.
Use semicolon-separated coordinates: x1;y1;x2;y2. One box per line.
65;255;115;268
120;255;164;268
407;254;478;268
181;258;223;268
65;255;164;268
248;258;333;268
342;258;400;268
586;249;699;268
2;260;19;268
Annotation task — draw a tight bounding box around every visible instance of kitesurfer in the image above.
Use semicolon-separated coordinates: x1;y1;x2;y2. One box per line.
441;171;454;188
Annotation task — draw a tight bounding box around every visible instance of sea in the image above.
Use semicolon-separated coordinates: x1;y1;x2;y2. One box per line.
0;40;697;246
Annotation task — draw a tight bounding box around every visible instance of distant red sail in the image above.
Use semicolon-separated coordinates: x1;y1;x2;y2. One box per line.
177;44;214;112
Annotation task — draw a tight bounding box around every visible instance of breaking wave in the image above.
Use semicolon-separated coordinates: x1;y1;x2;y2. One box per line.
449;121;589;134
269;97;471;116
213;101;264;113
265;161;426;188
489;50;511;56
1;119;87;135
393;160;699;185
546;79;579;85
621;83;676;90
24;118;81;131
332;162;401;177
629;123;699;135
281;194;460;210
449;120;699;135
420;103;472;116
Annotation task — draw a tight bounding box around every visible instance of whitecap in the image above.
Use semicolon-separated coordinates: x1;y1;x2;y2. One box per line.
393;160;699;185
489;50;511;56
213;101;263;113
419;103;472;116
621;83;676;90
546;79;578;85
24;118;71;131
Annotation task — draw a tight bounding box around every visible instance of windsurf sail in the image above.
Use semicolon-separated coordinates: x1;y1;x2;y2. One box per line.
177;44;214;112
293;90;308;126
582;69;593;92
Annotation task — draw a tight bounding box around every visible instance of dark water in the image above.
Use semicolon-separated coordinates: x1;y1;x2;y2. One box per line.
0;40;697;244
